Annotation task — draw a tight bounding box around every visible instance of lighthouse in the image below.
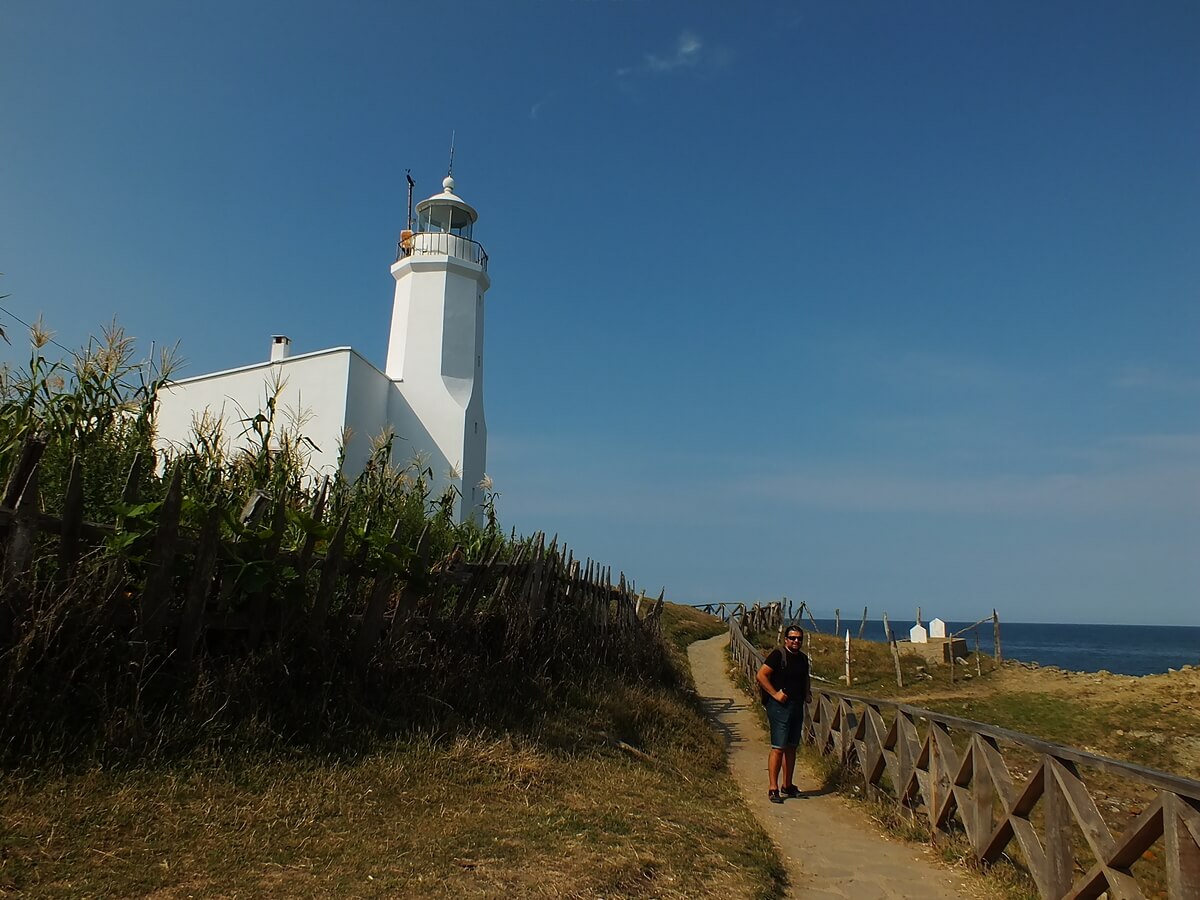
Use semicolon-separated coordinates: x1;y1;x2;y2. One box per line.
153;168;493;521
386;175;489;513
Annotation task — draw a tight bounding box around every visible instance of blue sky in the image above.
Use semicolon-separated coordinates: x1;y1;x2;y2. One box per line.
3;1;1197;625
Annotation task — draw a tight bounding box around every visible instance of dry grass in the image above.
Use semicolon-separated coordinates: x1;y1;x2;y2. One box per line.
1;605;786;899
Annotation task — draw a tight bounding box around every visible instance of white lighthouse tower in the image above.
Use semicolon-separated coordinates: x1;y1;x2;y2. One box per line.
154;167;494;521
386;174;489;514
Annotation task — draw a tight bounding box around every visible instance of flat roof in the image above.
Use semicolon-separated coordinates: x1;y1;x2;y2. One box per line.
166;345;394;386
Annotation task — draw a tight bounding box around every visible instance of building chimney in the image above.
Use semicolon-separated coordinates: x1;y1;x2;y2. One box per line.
270;335;292;361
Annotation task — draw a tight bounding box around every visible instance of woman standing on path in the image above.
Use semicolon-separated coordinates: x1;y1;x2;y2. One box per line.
755;625;812;803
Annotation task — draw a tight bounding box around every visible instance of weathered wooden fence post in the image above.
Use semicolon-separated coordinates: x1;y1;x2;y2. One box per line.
247;498;286;647
884;612;904;687
844;629;851;686
138;466;183;640
177;506;222;668
354;518;403;668
308;509;349;639
387;523;431;639
2;436;46;508
4;454;41;585
55;456;85;588
992;609;1002;663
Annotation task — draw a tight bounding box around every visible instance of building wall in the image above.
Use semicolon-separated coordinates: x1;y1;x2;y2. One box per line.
155;348;355;477
343;352;397;476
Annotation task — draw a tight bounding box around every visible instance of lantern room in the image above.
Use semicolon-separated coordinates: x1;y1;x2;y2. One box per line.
416;175;477;239
399;175;488;270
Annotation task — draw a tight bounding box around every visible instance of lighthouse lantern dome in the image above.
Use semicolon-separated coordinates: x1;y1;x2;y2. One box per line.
416;175;478;239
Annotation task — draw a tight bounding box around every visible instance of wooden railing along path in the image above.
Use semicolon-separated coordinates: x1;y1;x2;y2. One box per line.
730;614;1200;899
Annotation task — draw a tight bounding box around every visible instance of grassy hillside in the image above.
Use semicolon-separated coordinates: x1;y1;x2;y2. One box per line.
1;604;786;899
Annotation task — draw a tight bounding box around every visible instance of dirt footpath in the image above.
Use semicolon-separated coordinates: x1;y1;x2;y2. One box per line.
688;634;975;900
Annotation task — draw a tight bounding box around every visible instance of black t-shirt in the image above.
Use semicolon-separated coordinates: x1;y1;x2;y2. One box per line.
763;648;810;701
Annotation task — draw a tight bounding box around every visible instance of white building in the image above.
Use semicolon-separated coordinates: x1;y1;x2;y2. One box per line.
909;623;928;644
929;617;947;639
154;175;491;519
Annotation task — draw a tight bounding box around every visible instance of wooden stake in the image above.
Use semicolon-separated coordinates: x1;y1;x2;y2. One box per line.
890;636;904;688
56;456;84;587
2;436;46;508
139;466;183;639
844;629;851;686
858;605;868;639
992;609;1002;663
177;506;221;668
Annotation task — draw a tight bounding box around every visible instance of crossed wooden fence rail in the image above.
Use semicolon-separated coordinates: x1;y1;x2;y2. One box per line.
730;615;1200;899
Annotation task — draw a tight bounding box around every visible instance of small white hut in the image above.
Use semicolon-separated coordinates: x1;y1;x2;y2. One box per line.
929;617;947;639
909;623;928;644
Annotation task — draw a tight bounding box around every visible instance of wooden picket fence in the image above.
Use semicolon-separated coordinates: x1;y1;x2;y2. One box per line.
0;438;663;671
690;602;740;623
690;600;784;628
731;613;1200;899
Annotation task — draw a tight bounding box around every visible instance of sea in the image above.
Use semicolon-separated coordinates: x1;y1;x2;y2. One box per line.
804;618;1200;677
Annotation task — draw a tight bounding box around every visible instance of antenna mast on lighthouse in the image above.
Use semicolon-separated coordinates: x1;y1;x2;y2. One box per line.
405;169;415;232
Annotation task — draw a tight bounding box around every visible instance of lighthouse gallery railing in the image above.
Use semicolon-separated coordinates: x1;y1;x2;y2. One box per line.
396;231;489;271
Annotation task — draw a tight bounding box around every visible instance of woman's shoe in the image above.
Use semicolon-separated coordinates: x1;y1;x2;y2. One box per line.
782;785;801;798
768;789;783;804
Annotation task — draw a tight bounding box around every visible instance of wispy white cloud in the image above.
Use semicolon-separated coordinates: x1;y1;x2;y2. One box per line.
491;427;1200;524
531;29;727;117
740;457;1200;518
1106;433;1200;455
617;30;715;77
1113;365;1200;394
648;30;702;71
816;335;1029;392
